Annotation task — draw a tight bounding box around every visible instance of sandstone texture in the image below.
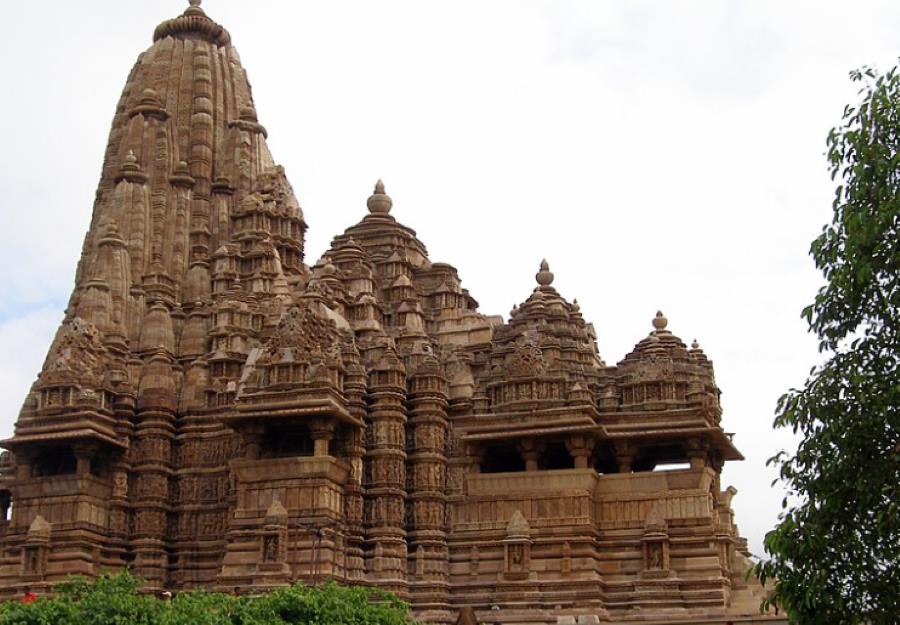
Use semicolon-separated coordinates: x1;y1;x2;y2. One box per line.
0;3;784;624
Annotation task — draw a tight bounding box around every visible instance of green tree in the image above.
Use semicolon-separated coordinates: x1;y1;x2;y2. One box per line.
0;572;415;625
755;63;900;624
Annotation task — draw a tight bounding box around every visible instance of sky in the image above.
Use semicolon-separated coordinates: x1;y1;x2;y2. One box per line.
0;0;898;558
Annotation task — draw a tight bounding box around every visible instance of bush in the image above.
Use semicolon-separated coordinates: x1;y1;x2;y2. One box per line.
0;572;415;625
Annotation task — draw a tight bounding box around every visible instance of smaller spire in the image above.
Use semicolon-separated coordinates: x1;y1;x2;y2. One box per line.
535;259;554;287
652;310;668;331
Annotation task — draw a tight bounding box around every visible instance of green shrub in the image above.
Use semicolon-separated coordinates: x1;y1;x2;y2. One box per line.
0;572;414;625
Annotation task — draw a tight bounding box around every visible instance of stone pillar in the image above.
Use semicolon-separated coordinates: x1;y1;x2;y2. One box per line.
132;351;177;589
72;443;94;477
365;351;408;595
341;353;367;582
613;441;635;473
407;356;450;621
686;438;709;471
309;418;335;457
566;435;595;470
519;439;542;472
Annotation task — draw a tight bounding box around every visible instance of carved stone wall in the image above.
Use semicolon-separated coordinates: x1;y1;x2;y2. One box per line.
0;3;781;624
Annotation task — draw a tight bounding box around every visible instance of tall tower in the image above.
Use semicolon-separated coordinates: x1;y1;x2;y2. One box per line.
0;0;305;592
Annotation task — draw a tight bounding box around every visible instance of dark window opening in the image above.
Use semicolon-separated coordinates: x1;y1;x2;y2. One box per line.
32;447;77;477
0;491;10;522
90;456;107;476
262;425;314;458
481;444;524;473
539;442;574;470
592;444;618;475
633;444;687;472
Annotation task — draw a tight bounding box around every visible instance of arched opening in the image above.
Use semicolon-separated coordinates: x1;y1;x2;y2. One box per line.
481;443;525;473
538;441;574;470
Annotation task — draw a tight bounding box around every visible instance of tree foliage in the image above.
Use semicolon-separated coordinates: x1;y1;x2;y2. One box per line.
754;63;900;624
0;571;415;625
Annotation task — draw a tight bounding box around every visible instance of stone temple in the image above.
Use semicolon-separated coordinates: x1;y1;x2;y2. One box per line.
0;3;782;623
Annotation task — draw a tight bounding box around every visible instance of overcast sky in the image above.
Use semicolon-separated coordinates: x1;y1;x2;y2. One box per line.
0;0;898;558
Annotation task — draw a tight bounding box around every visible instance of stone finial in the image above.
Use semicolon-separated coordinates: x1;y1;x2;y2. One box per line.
691;338;699;349
535;259;554;286
265;499;288;525
367;179;393;215
27;516;51;542
506;510;531;538
643;506;667;533
189;0;202;6
652;310;668;331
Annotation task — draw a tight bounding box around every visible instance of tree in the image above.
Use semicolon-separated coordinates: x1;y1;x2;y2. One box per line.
0;571;416;625
754;63;900;624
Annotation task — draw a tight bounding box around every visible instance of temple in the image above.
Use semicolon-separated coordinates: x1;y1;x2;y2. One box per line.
0;3;781;623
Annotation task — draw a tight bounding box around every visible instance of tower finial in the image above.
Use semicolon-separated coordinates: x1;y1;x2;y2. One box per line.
535;259;554;286
367;179;392;215
652;310;668;331
189;0;202;7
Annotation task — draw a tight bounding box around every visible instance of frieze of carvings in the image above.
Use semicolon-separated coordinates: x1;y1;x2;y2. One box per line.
413;463;446;490
371;421;405;447
411;500;445;528
135;510;165;535
199;476;220;502
136;473;168;498
367;496;405;527
177;512;196;538
447;466;465;494
40;317;107;387
635;354;674;381
344;494;363;524
178;477;198;503
177;438;233;467
108;508;127;534
371;457;405;486
197;511;225;538
136;436;170;464
413;424;445;452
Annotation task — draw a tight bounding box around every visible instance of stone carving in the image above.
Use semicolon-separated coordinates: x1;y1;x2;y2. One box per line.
41;318;107;387
505;337;546;378
0;2;766;622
